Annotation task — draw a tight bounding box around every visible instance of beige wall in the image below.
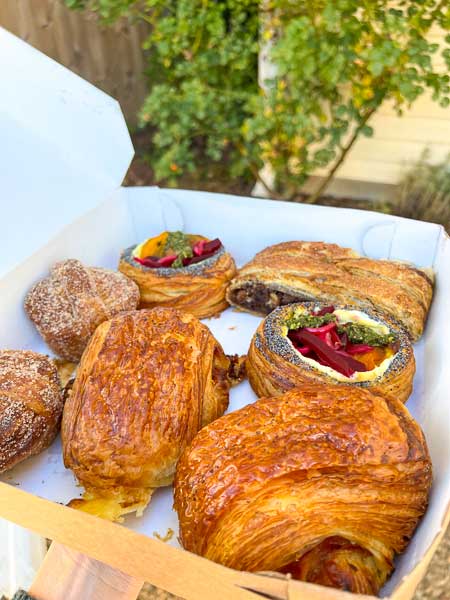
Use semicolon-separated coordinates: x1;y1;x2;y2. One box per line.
330;29;450;185
0;0;150;125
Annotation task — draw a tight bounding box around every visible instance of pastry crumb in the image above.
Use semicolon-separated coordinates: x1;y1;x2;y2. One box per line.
153;528;174;543
228;325;237;330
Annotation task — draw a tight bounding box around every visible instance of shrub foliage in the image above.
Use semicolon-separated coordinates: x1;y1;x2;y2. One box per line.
67;0;450;198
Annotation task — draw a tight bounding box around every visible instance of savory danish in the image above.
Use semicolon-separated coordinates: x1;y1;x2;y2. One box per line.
247;302;415;404
62;307;235;522
174;385;432;595
25;259;140;361
0;350;64;473
226;241;434;341
118;231;237;319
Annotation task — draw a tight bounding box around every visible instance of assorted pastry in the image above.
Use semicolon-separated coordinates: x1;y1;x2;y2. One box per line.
61;307;236;522
119;230;237;319
0;231;437;594
247;302;415;404
0;350;64;473
25;258;140;361
226;241;434;341
174;385;432;595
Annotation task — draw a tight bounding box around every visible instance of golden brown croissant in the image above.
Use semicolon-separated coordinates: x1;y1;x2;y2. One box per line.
174;385;432;595
247;302;415;404
119;231;237;319
62;307;233;522
25;259;140;361
0;351;64;473
226;241;434;341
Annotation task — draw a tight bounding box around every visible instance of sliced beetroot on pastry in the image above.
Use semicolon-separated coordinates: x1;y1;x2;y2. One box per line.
296;330;367;377
134;254;178;268
316;305;335;315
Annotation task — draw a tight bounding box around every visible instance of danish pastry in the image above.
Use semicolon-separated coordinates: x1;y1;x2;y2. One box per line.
247;302;415;404
62;307;234;522
174;385;432;595
226;241;434;341
25;259;140;361
0;351;64;473
119;231;237;319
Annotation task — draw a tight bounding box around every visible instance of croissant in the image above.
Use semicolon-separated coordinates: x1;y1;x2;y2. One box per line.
25;259;140;361
247;302;415;404
119;231;237;319
174;385;432;595
62;307;233;522
226;241;434;341
0;351;63;473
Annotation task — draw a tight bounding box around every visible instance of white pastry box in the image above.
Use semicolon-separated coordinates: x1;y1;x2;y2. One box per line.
0;26;449;600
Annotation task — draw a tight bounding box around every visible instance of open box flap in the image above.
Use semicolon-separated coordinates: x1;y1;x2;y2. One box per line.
0;27;134;277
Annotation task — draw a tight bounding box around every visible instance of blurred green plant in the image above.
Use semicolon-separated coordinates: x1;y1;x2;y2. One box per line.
66;0;450;200
394;150;450;231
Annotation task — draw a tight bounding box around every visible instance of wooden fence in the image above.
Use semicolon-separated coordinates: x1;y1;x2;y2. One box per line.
0;0;149;124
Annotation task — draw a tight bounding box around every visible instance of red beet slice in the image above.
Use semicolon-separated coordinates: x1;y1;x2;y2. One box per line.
304;322;336;334
203;238;222;253
345;343;373;355
316;305;335;315
134;254;177;268
193;240;207;256
296;330;367;377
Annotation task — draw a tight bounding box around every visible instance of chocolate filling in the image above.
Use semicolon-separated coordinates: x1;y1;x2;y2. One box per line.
230;283;313;314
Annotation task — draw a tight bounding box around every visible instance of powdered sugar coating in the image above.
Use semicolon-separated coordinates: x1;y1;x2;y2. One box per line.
24;259;140;361
0;350;63;473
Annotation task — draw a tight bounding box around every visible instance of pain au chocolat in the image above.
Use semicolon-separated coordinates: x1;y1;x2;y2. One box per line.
62;307;236;522
25;259;140;361
226;241;434;341
119;231;237;319
174;385;432;595
0;351;64;473
247;302;415;404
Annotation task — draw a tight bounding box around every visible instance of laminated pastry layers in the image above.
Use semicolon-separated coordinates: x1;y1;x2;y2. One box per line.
119;232;237;319
62;307;233;522
247;302;415;404
226;241;434;341
174;385;432;595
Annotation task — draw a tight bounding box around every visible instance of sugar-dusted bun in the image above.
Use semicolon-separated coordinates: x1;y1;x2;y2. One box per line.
25;259;140;361
0;350;64;473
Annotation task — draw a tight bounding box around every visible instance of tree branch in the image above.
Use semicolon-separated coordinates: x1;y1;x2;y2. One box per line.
306;107;377;204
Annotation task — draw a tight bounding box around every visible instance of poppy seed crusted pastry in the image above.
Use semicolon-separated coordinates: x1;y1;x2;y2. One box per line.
247;302;415;404
119;231;237;319
227;241;434;341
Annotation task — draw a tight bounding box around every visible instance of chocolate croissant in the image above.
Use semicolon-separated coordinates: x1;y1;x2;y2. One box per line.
248;302;415;404
174;385;432;595
0;351;64;473
62;307;233;522
119;231;237;319
226;241;434;341
25;259;140;361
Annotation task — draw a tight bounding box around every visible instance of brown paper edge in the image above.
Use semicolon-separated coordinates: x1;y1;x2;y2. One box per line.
0;481;448;600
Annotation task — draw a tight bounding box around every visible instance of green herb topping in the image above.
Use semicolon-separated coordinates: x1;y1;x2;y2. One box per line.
164;231;193;267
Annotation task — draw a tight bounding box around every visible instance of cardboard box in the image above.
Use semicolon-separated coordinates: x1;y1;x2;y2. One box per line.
0;27;449;600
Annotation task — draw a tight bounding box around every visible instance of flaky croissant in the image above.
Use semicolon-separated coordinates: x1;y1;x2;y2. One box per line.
119;231;237;319
174;385;432;595
62;307;233;521
25;259;140;361
0;351;63;473
226;241;434;341
248;302;415;404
